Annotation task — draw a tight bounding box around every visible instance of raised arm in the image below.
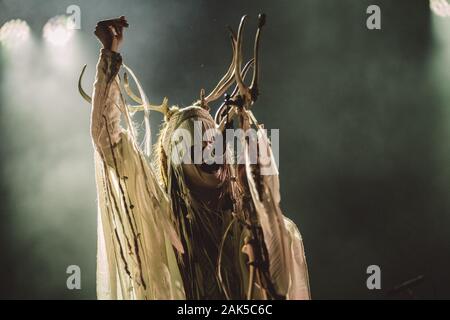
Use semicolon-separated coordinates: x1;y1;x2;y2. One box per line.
90;16;129;157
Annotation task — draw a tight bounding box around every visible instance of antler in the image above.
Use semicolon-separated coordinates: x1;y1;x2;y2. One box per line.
123;71;169;114
250;14;266;103
214;58;254;124
123;72;143;104
215;13;266;128
234;15;249;103
234;14;265;108
77;65;169;115
204;13;265;111
78;64;92;103
202;28;238;107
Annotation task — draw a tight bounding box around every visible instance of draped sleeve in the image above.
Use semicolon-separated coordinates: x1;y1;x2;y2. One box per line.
90;49;185;299
244;125;311;300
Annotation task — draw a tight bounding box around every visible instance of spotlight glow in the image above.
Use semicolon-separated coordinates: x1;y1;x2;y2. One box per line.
43;15;75;46
0;19;30;48
430;0;450;17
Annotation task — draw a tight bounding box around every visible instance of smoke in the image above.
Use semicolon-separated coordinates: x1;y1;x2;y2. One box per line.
0;0;449;299
0;32;97;298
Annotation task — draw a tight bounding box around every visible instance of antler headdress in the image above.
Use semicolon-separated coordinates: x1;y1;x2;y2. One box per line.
78;14;266;125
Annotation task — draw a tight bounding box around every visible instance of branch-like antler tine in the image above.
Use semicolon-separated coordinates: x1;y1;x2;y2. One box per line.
78;65;92;103
250;13;266;99
206;68;236;103
204;29;238;103
122;64;170;116
234;15;248;96
123;72;143;104
127;97;169;113
206;37;249;104
231;58;254;98
214;58;254;124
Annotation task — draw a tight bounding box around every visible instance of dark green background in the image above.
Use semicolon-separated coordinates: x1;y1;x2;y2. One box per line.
0;0;449;299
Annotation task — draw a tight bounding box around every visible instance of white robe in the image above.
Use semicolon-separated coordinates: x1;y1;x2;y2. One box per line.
90;49;310;300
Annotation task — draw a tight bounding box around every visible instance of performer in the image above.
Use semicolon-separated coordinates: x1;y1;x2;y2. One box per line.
79;15;310;300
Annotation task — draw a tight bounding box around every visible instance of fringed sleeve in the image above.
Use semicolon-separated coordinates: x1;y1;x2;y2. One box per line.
91;49;185;300
244;128;311;300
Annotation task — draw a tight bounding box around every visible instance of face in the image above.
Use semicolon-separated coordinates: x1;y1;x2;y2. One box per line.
175;112;225;190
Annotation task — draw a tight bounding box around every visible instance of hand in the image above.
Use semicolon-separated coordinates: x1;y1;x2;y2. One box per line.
94;16;129;52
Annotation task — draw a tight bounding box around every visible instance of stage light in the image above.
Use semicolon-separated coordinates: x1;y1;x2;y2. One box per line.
43;15;75;46
0;19;30;48
431;1;450;46
430;0;450;17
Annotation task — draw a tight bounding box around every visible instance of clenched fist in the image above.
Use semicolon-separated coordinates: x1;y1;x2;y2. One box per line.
94;16;129;52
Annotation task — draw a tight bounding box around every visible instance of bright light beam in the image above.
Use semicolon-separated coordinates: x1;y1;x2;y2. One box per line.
43;15;75;47
430;0;450;17
0;19;30;48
